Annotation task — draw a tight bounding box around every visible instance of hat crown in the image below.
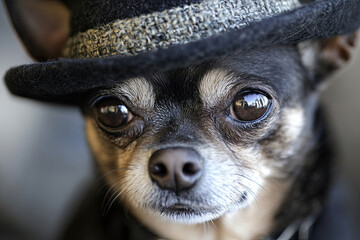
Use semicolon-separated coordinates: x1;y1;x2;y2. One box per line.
66;0;203;36
5;0;360;104
63;0;302;59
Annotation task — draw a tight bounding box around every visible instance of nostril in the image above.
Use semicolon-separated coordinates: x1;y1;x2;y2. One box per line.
152;163;167;177
183;162;200;176
148;147;203;191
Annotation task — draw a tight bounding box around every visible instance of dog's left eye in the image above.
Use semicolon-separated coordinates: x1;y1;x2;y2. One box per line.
230;91;271;122
92;97;133;130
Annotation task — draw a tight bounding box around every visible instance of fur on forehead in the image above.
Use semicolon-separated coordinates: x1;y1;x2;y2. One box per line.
108;46;309;107
213;46;310;99
108;77;156;110
87;45;311;114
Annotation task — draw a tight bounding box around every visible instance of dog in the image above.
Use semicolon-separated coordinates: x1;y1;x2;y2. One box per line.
3;0;359;239
55;35;357;240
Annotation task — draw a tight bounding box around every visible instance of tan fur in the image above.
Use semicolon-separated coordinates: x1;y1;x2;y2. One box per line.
113;77;155;110
86;117;154;208
214;180;291;240
198;69;237;108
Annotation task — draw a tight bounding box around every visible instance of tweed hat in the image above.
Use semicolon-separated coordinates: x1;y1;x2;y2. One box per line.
4;0;360;105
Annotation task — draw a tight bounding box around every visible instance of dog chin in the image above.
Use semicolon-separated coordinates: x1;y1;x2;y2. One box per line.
161;211;222;224
150;194;249;224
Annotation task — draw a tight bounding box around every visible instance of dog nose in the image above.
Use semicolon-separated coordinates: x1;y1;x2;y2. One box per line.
149;148;203;192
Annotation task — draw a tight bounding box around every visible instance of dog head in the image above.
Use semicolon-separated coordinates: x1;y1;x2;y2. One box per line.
81;35;357;234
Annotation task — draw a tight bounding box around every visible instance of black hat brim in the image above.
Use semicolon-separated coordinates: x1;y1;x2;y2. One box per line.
5;0;360;105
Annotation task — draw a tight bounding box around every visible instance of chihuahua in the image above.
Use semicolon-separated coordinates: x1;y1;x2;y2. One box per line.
3;1;358;239
57;34;358;240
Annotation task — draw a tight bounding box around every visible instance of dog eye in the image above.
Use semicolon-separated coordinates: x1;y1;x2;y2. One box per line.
230;91;271;122
92;97;133;129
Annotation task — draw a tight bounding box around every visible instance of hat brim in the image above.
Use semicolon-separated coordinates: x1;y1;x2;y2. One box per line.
5;0;360;105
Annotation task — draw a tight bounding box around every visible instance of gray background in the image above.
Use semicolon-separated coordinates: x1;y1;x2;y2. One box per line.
0;2;359;240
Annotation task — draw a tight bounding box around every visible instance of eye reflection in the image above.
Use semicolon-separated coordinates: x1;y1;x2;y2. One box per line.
100;105;128;115
93;97;133;130
231;92;271;122
235;94;269;109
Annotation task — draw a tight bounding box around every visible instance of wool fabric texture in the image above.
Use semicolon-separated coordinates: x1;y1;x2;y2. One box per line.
63;0;300;58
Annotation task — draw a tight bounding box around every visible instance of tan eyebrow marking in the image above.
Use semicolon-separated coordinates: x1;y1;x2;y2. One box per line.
198;69;237;108
114;77;155;110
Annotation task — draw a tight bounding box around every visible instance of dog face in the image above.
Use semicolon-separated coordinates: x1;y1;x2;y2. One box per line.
82;46;315;228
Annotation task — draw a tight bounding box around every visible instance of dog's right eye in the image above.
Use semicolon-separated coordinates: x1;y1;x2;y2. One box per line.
92;97;133;130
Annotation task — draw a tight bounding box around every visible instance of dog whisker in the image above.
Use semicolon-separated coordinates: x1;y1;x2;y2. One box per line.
97;166;133;181
104;178;136;216
209;219;217;230
101;176;128;213
239;172;266;192
104;189;124;216
102;184;121;214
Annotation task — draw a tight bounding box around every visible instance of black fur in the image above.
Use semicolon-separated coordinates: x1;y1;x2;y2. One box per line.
273;107;333;237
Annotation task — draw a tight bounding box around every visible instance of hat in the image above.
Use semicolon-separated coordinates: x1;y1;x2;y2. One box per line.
4;0;360;105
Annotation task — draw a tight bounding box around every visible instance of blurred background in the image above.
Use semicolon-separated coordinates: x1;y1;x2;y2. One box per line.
0;3;94;240
0;2;359;240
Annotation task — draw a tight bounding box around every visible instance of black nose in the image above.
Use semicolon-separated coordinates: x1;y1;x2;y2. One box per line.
148;147;203;192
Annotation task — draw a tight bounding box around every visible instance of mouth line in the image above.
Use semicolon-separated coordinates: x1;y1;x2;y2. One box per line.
158;202;222;215
152;192;249;217
159;204;218;216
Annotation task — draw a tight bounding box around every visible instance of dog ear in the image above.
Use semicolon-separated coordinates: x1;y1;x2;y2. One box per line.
4;0;70;61
300;32;359;83
320;32;358;73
